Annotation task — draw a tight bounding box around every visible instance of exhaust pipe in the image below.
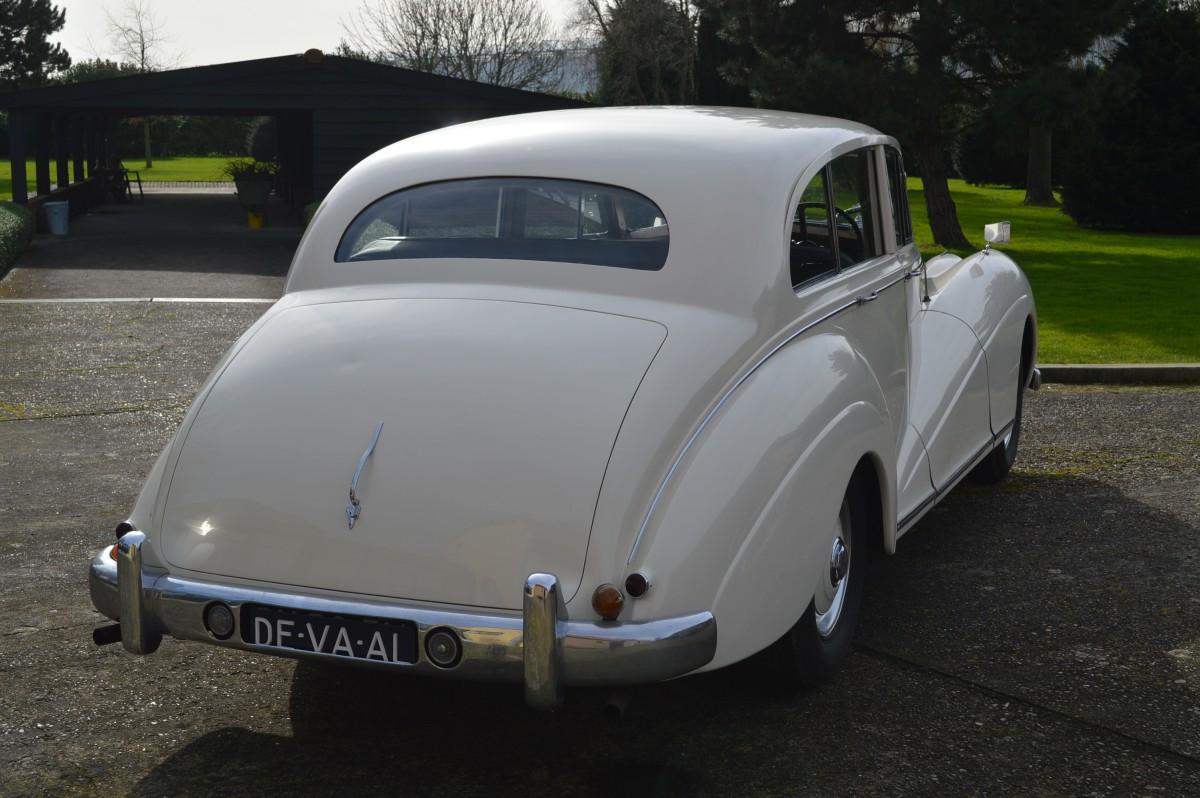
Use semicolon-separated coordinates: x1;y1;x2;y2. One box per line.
93;623;122;646
603;690;631;719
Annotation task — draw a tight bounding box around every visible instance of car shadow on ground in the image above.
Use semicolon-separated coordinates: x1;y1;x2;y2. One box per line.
127;472;1200;797
129;659;773;797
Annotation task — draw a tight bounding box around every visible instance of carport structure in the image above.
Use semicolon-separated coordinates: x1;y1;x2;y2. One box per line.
0;50;585;218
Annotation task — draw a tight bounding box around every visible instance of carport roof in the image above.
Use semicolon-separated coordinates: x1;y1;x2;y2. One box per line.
0;51;585;115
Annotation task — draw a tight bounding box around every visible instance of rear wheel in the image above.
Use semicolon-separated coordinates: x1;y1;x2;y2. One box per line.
767;476;868;687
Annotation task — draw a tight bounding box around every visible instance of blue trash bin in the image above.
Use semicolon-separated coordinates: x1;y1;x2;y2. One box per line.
44;201;69;235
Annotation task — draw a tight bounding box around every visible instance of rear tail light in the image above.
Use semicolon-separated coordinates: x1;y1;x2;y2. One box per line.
591;584;625;621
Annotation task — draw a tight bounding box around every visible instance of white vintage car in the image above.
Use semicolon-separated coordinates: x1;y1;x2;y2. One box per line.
89;107;1039;708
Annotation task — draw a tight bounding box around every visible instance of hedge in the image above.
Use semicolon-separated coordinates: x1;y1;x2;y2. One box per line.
0;201;34;273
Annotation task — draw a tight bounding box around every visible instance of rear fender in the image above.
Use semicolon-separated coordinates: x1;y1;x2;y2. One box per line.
626;332;895;669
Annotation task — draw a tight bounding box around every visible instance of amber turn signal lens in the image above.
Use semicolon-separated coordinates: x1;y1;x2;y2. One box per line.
591;583;625;621
109;544;119;560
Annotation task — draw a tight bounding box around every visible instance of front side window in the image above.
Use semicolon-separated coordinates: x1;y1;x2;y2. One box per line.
885;147;913;246
336;178;669;271
827;149;881;266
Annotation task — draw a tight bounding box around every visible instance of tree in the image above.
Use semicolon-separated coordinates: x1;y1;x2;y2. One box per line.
1060;1;1200;232
580;0;699;104
56;58;141;84
694;1;971;247
106;0;176;167
694;0;1131;248
342;0;564;90
0;0;71;92
983;2;1130;206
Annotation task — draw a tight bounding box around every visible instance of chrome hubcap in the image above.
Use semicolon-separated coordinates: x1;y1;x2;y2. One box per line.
814;499;852;639
829;538;849;587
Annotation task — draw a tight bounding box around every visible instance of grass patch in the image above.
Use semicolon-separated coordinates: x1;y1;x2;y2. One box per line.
124;156;234;182
1;156;234;198
908;179;1200;364
0;160;36;201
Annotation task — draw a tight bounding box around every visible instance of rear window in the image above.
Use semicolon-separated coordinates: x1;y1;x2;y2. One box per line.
336;178;669;271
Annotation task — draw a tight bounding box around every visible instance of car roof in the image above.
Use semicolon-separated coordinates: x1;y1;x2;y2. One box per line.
290;107;896;307
361;106;888;201
398;106;883;160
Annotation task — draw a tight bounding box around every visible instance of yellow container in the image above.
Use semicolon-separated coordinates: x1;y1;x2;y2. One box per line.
247;210;265;229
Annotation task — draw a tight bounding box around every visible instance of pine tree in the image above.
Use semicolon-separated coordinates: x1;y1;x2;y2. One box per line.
695;0;1131;248
0;0;71;91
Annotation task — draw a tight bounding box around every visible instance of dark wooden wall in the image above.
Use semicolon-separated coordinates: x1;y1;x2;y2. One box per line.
3;54;587;206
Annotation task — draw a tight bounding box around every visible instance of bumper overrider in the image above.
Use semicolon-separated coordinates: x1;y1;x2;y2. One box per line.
89;531;717;709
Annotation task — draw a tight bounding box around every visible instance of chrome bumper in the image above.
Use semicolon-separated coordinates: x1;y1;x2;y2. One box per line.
89;533;717;709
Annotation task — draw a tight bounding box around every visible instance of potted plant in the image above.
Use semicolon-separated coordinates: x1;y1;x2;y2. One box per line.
223;159;279;214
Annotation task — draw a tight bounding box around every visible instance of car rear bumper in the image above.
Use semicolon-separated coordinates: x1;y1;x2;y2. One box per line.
89;531;717;708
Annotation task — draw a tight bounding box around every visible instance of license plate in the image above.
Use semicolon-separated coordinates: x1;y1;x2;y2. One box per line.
241;604;418;664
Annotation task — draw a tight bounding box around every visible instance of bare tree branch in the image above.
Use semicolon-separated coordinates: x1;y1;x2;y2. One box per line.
105;0;176;72
342;0;565;91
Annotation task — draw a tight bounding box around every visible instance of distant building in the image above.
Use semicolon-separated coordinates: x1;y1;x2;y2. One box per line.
0;51;589;213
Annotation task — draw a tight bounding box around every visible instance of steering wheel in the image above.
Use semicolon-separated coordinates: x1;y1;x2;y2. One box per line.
792;202;865;263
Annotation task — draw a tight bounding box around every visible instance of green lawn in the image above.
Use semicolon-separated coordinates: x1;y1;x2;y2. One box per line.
0;160;35;199
908;179;1199;364
0;156;233;197
123;156;233;182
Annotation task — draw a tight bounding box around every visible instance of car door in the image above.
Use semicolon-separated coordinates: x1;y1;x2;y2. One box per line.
791;147;909;475
885;148;992;499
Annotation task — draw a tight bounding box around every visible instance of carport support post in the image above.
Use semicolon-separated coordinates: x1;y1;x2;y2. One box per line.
8;110;28;205
34;113;52;197
71;116;85;183
55;114;70;190
85;116;99;177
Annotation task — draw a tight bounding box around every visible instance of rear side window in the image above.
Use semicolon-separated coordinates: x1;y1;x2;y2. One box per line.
790;168;838;286
336;178;669;271
885;147;914;245
790;146;883;288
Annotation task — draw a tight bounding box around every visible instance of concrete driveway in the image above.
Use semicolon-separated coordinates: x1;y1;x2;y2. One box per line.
0;193;297;300
0;219;1197;795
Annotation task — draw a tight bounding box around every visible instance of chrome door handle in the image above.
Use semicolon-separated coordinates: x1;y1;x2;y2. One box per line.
856;291;879;305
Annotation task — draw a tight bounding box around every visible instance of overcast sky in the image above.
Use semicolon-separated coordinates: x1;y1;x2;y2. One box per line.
50;0;580;68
